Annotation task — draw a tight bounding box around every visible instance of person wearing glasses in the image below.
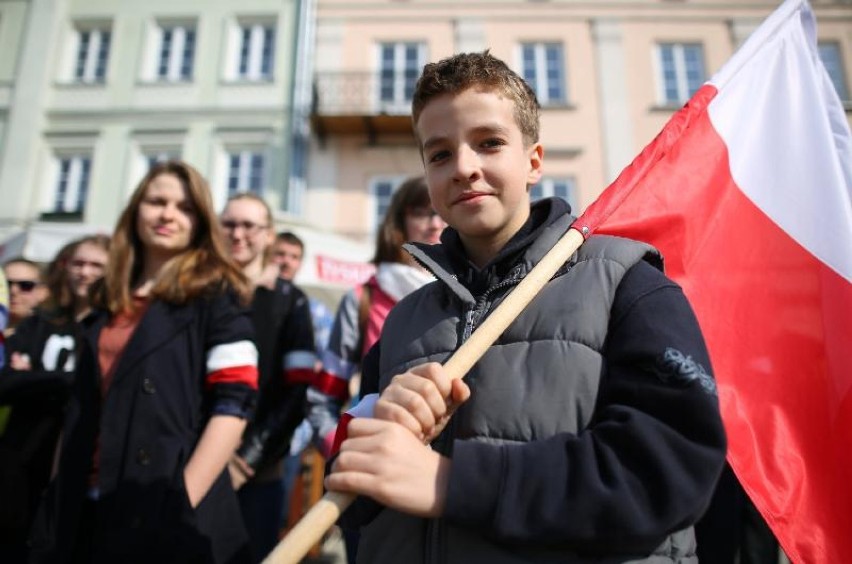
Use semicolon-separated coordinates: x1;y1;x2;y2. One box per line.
2;258;47;337
220;193;316;562
28;161;258;563
0;235;110;559
7;235;110;371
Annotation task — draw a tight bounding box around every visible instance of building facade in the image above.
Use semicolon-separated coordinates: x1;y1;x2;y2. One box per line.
0;0;850;255
0;0;304;239
306;0;852;242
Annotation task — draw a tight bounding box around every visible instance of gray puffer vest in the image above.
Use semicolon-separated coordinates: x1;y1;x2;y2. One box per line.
357;214;697;564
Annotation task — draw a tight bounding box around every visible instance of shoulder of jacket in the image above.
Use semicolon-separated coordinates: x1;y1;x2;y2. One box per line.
577;235;663;272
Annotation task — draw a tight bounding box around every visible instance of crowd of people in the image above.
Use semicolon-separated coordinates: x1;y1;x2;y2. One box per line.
0;49;778;564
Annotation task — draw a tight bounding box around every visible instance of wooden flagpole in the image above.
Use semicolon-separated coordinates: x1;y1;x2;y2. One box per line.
263;226;587;564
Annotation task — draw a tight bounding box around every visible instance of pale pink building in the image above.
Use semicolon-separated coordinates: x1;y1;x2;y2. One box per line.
304;0;852;242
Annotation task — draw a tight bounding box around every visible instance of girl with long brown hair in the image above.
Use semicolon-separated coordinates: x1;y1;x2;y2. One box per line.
30;161;259;564
305;176;446;563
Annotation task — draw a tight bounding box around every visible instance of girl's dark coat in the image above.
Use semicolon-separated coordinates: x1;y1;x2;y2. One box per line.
29;294;255;564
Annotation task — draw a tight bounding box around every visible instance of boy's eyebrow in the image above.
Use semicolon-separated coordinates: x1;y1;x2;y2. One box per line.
421;124;512;153
421;135;448;154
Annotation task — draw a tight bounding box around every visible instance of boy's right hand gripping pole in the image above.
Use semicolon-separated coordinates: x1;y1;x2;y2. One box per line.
263;226;588;564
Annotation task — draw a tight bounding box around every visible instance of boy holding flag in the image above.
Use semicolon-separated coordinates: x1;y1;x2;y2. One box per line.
326;51;726;563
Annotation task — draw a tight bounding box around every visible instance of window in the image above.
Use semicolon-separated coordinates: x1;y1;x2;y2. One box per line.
378;42;425;111
52;156;92;214
370;176;407;230
530;177;577;210
144;150;180;170
235;23;275;81
156;24;196;81
818;42;849;102
520;43;566;105
227;151;266;196
657;43;705;104
74;27;111;83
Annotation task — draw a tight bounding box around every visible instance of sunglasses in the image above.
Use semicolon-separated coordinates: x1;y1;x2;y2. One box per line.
8;279;39;292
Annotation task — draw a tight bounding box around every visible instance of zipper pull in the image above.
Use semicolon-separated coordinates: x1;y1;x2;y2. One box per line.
462;309;476;342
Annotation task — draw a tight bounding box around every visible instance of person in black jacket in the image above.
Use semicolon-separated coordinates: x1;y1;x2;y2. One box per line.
0;235;108;561
29;161;258;564
220;193;316;562
325;52;726;564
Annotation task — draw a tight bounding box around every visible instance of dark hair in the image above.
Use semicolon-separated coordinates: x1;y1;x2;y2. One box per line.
412;50;540;146
372;176;431;265
94;160;250;313
275;231;304;251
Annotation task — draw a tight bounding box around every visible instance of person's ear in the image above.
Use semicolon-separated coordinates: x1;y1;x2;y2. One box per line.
526;142;544;185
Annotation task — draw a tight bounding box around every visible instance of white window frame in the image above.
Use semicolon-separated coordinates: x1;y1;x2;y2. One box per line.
530;177;578;210
519;42;567;105
375;42;426;113
227;20;276;82
369;175;408;232
72;25;111;83
143;150;179;170
655;43;706;105
127;148;181;196
818;41;850;102
145;21;196;82
226;149;267;196
50;155;93;215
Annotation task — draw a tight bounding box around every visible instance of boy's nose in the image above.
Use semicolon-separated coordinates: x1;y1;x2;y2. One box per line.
453;146;480;181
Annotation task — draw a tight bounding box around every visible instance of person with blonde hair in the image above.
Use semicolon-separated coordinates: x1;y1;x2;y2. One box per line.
2;258;47;337
219;192;316;562
29;161;259;563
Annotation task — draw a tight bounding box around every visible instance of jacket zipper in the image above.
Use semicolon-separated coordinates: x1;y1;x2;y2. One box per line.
428;276;521;564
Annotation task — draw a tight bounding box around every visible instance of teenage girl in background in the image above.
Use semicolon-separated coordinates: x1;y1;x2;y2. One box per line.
30;161;258;564
306;176;445;564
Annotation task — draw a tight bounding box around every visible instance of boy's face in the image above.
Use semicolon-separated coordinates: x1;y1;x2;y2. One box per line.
417;87;542;260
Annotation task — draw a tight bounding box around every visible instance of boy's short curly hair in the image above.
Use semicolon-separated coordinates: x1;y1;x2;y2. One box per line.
412;50;541;146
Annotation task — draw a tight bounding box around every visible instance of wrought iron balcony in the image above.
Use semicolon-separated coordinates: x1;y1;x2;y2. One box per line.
311;71;416;142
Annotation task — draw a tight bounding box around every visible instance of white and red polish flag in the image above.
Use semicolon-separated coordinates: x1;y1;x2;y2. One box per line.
577;0;852;561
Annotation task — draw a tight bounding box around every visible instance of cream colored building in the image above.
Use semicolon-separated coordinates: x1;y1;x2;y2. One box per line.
0;0;305;236
305;0;852;242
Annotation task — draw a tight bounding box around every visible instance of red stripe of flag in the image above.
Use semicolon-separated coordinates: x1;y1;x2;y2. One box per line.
206;365;259;389
329;393;379;457
576;1;852;561
330;412;354;458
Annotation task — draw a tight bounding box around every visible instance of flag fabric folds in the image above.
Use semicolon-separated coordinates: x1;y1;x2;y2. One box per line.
576;1;852;561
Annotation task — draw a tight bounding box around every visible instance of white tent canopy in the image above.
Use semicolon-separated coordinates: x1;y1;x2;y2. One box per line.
0;222;113;263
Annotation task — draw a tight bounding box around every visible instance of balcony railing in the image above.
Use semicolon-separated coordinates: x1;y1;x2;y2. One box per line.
313;71;416;117
310;72;416;141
